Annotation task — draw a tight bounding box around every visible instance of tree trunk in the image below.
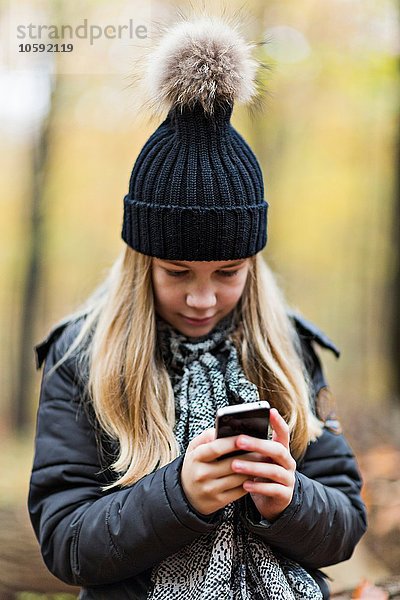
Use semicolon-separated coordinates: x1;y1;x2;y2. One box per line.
11;69;60;433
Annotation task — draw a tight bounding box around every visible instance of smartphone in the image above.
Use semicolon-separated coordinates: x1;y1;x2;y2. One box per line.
215;400;270;459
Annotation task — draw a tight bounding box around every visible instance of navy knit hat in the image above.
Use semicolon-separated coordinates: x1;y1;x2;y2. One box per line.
122;17;268;261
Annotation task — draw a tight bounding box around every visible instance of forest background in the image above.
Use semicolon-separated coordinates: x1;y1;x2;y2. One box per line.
1;0;399;597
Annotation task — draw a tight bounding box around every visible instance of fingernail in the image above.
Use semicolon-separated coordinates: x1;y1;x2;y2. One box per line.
237;436;250;448
243;481;254;490
233;460;245;469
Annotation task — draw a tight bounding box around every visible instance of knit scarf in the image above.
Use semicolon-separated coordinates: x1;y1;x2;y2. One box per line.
148;312;322;600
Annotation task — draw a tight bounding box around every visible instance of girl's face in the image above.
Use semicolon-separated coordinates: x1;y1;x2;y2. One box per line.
152;257;251;338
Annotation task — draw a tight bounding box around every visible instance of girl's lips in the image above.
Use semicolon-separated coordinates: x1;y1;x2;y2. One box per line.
181;315;215;326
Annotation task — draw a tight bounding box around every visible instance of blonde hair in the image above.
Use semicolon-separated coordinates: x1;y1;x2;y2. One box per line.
48;247;322;489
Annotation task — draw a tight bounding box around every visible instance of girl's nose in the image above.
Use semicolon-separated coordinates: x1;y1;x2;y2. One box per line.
186;287;217;310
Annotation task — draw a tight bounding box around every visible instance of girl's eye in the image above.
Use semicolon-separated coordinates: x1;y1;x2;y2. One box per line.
218;270;239;278
164;269;239;278
165;270;188;277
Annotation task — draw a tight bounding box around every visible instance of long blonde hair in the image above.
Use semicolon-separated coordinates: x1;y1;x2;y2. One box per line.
49;246;322;489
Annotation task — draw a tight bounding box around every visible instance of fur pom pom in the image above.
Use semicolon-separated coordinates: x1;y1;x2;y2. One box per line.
144;16;261;116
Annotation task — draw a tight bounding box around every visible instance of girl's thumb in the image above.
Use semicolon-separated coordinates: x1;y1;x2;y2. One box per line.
189;427;216;450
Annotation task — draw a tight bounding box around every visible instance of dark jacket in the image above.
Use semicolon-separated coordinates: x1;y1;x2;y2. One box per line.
28;314;367;599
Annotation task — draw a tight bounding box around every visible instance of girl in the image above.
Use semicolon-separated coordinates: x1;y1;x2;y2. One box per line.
29;16;367;600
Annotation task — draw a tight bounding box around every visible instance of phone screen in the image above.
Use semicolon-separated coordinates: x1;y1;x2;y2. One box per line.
215;404;270;459
217;406;270;440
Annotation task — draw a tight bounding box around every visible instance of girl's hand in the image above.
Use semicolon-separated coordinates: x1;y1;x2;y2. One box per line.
181;428;251;515
231;408;296;521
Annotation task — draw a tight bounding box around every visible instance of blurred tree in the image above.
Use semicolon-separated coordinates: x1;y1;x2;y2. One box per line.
11;12;61;433
388;6;400;403
390;105;400;403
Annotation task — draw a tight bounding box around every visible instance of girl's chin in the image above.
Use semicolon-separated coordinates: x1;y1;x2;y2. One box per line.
180;324;213;337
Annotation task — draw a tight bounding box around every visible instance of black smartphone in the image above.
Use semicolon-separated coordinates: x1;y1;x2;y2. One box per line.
215;401;270;459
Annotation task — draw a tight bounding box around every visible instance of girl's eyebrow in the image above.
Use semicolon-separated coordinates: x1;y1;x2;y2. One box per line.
162;260;246;269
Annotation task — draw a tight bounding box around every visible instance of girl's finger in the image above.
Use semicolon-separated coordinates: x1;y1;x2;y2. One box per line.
231;459;293;486
269;408;290;448
235;436;295;470
242;481;291;498
196;436;242;462
188;428;216;451
214;473;250;492
220;484;249;505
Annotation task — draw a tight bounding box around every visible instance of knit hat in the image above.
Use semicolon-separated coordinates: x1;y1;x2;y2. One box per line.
122;17;268;261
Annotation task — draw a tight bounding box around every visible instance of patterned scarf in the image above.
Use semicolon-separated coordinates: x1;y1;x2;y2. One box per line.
148;312;322;600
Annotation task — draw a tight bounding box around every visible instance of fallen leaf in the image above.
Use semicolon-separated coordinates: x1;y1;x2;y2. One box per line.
351;579;388;599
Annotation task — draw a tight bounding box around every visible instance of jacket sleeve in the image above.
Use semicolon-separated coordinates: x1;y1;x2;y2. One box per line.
28;321;221;587
241;316;367;569
242;429;367;569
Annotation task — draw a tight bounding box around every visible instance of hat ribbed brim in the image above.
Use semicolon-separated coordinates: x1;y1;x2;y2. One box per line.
122;196;268;261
